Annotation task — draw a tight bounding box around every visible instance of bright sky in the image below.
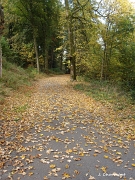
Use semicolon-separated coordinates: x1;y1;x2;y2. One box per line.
61;0;135;8
129;0;135;6
130;1;135;9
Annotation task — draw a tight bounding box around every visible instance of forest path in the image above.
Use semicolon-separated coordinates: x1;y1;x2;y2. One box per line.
0;75;135;180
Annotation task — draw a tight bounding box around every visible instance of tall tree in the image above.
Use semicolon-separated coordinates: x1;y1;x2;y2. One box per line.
93;0;134;80
0;4;4;78
65;0;76;80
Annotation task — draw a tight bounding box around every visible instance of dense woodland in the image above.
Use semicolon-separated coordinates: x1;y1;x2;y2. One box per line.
1;0;135;90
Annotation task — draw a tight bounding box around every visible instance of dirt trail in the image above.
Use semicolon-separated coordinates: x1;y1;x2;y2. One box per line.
0;75;135;180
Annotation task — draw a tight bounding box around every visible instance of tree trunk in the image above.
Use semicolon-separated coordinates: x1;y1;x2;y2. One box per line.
0;5;4;78
60;53;63;71
45;49;48;71
33;32;39;73
0;37;2;78
65;0;76;80
100;57;104;81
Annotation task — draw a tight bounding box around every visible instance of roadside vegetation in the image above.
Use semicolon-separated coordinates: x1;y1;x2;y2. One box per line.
0;58;37;104
73;76;135;125
0;59;65;104
74;78;132;108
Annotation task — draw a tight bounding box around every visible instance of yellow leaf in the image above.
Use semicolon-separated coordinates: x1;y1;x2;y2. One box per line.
28;172;34;176
101;166;107;173
20;155;25;160
103;146;108;152
79;152;84;156
74;157;81;161
50;164;56;169
66;149;72;154
71;127;76;131
43;176;49;180
104;155;109;159
63;172;70;178
65;164;69;169
116;152;122;155
131;164;135;167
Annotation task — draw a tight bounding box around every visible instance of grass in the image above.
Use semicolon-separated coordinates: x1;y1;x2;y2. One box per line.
13;104;28;113
73;77;135;139
73;78;132;111
0;58;38;104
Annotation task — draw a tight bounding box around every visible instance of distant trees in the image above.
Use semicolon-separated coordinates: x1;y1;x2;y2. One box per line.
1;0;135;91
97;0;135;81
2;0;62;73
60;0;135;87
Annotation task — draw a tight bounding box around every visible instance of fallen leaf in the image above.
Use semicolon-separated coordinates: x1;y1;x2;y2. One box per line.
66;149;72;154
79;152;84;156
44;176;49;180
65;164;70;169
101;166;107;173
89;175;96;180
116;152;122;155
62;172;71;179
28;172;34;176
50;164;56;169
74;170;80;175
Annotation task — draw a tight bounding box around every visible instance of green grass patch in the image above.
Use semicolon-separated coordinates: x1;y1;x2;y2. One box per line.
73;79;132;110
13;104;28;113
0;58;38;103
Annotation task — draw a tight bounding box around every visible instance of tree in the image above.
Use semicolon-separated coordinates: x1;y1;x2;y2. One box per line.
65;0;76;80
0;4;4;78
2;0;61;73
94;0;134;80
63;0;95;80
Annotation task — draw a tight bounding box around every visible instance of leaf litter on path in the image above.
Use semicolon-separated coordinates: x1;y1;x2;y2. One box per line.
0;75;135;180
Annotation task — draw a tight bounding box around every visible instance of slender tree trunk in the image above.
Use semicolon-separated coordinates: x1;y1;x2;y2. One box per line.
50;46;54;69
65;0;76;80
45;49;48;71
60;53;63;71
44;37;49;71
0;4;4;78
33;32;39;73
69;24;76;80
100;57;104;81
0;37;2;78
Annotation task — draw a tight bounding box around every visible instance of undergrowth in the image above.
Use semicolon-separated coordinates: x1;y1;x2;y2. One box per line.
73;76;132;111
0;58;38;103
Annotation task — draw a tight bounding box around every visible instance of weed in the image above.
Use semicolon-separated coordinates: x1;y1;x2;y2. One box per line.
14;118;21;122
0;59;38;102
13;104;28;113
